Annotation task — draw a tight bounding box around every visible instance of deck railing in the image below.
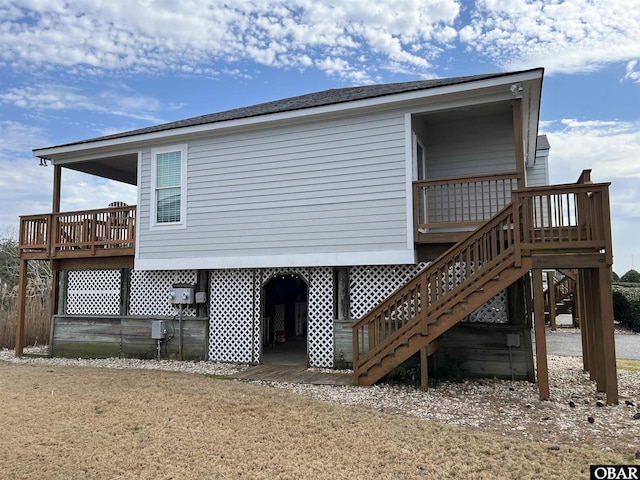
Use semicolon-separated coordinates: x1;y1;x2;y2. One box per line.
413;172;520;236
19;205;136;258
513;182;612;263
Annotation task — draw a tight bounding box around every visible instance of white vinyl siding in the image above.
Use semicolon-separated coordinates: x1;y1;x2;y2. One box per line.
136;110;411;268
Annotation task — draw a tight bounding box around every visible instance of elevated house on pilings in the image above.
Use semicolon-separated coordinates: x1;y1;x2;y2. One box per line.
17;67;618;403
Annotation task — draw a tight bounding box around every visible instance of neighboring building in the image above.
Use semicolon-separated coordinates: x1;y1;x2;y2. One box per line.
17;68;618;402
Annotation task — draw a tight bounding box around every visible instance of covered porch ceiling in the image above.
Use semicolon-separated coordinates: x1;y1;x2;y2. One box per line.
55;152;138;185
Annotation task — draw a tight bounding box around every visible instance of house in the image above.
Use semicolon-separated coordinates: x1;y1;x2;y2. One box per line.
17;68;619;403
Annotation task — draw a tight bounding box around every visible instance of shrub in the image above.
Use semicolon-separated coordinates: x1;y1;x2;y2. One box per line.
620;269;640;284
0;282;51;348
612;284;640;332
612;271;620;281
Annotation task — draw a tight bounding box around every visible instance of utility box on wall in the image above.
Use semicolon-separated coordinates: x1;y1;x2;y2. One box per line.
169;284;195;305
151;320;166;339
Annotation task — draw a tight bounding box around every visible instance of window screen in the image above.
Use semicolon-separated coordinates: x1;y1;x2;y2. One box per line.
155;151;181;223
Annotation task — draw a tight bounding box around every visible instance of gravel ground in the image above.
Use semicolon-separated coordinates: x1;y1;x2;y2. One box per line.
2;346;639;458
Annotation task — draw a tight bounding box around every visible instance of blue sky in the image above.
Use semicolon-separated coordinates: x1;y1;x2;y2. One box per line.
1;0;639;275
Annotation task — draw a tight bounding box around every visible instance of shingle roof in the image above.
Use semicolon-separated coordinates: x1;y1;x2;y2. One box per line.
39;68;542;150
536;134;550;151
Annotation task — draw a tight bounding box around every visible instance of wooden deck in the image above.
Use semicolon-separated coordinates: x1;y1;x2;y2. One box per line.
19;205;136;261
232;364;354;385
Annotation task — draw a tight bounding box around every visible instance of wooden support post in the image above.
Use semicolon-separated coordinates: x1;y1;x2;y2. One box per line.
583;270;598;380
51;266;60;316
120;268;131;316
597;266;618;404
57;269;68;315
532;269;550;400
420;346;428;391
52;164;61;213
571;279;579;328
576;270;590;371
51;164;61;258
15;258;28;356
589;267;618;403
523;272;533;328
547;271;557;331
511;99;526;189
588;269;606;387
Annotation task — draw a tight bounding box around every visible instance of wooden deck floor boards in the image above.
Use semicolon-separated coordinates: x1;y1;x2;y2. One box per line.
231;364;353;386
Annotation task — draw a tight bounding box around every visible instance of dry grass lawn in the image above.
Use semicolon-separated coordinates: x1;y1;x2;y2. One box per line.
0;362;635;480
618;358;640;372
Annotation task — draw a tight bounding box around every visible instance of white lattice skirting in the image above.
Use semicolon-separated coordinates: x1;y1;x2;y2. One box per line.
66;263;508;366
130;270;197;317
66;270;121;315
207;267;335;368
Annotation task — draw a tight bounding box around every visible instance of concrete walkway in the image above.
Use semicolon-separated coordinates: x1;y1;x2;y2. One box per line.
538;314;640;360
544;330;640;360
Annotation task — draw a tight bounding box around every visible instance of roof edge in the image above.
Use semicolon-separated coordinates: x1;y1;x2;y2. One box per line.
34;68;544;158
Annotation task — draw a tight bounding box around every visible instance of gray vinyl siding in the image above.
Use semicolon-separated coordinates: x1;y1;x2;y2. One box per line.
137;110;409;263
526;152;549;187
424;110;516;179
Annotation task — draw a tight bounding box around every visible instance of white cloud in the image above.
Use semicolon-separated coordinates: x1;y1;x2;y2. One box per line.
624;60;640;83
0;84;165;123
0;154;136;233
0;156;53;231
542;118;640;275
58;172;137;213
0;121;46;153
0;119;135;231
460;0;640;75
544;119;640;184
1;0;462;81
4;1;640;80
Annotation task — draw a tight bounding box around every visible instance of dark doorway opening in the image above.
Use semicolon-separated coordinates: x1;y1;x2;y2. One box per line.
261;273;308;366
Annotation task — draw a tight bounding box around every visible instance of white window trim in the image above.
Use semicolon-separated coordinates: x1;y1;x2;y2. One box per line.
150;144;188;230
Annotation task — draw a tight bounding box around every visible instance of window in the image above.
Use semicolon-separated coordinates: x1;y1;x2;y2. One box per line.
151;145;187;228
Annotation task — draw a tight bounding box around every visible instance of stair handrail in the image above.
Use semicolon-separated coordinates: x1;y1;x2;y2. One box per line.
353;201;521;372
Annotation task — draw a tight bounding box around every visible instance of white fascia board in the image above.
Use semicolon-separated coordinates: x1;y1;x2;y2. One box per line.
524;78;543;168
134;249;417;271
406;91;515;115
33;70;543;159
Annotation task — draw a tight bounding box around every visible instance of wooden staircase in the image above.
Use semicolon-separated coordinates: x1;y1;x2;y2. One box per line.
544;271;576;326
352;178;613;387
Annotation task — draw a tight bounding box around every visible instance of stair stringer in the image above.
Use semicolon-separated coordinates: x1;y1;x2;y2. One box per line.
356;256;532;386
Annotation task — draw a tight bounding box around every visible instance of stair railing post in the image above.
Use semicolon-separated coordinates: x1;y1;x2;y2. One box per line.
512;197;522;267
420;346;428;391
352;326;359;382
420;275;429;335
